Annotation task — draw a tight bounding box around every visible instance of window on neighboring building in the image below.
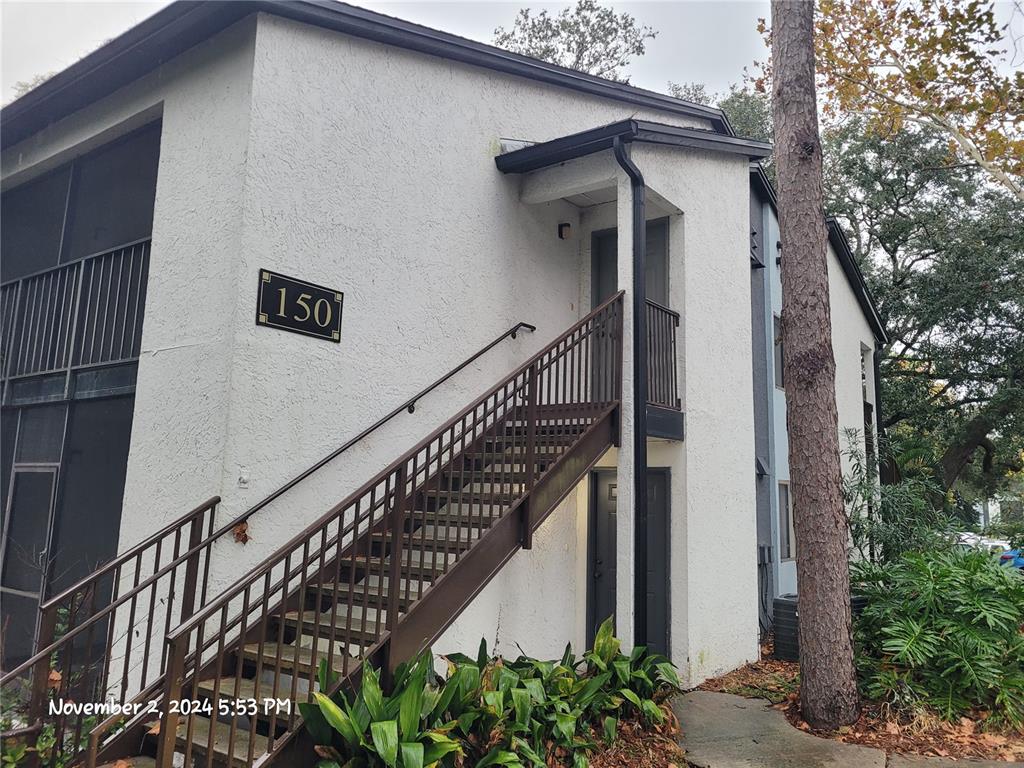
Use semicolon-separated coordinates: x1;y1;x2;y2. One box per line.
861;345;872;402
779;482;796;560
774;315;784;389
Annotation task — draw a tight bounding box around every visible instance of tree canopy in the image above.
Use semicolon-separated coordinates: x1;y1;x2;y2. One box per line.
813;0;1024;201
824;121;1024;492
493;0;656;83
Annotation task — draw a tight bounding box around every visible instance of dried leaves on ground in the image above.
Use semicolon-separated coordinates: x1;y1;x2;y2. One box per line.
587;706;687;768
698;641;1024;763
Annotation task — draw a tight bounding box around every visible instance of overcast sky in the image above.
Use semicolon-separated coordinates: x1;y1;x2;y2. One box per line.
1;0;771;104
2;1;1020;106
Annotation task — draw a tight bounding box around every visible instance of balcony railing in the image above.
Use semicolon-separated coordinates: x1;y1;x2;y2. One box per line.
1;240;150;392
646;299;680;411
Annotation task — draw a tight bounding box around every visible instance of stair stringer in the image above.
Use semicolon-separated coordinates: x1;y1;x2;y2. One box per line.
387;404;618;667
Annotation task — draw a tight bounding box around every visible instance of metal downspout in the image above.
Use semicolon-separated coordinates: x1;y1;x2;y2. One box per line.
613;135;649;645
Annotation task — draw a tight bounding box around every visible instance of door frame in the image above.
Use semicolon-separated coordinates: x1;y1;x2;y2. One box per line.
586;467;671;654
590;217;671;310
0;464;60;664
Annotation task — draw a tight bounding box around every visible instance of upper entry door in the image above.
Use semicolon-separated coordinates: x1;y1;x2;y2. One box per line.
591;218;669;308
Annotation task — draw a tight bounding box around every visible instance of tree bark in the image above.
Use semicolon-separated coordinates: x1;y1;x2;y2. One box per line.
770;0;860;729
939;394;1019;489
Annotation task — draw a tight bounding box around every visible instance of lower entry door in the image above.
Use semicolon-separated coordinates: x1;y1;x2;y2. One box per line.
588;469;670;657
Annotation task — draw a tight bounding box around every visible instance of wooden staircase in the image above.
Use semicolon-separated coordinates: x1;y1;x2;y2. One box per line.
17;294;623;768
157;409;616;767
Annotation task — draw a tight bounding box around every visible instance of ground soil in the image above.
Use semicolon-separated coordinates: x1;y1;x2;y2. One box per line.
586;706;687;768
697;641;1024;763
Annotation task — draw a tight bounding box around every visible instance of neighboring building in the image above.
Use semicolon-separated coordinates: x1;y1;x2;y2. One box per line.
749;168;887;628
0;3;880;765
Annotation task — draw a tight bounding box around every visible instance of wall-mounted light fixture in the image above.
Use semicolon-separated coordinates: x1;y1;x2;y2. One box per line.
558;222;572;240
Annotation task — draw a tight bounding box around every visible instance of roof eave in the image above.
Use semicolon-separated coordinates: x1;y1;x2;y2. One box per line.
494;120;772;174
1;0;734;150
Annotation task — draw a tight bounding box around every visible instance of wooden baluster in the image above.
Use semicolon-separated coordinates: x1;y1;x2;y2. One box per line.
384;465;407;685
179;509;206;623
22;605;58;768
523;362;539;549
154;637;185;768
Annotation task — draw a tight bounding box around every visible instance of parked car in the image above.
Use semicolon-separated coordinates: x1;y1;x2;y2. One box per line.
999;549;1024;569
957;532;1011;554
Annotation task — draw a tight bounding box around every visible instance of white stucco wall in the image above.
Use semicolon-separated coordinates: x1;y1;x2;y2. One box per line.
828;249;877;472
631;144;759;684
215;14;712;655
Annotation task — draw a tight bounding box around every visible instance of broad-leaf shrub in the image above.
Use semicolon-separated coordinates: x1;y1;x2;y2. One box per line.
307;617;680;767
851;549;1024;729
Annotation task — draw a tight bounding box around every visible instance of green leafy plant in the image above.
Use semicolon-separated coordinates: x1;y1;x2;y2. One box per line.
852;548;1024;729
843;430;957;564
303;652;463;768
306;618;681;767
580;617;679;728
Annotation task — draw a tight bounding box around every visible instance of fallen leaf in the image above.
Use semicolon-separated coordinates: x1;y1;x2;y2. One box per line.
47;669;61;689
112;760;132;768
232;521;250;544
146;721;160;736
981;734;1008;747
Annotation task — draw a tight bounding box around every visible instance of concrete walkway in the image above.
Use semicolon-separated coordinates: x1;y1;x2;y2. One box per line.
673;692;1022;768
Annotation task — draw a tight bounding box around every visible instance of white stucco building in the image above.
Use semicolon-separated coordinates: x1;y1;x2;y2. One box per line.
0;3;884;765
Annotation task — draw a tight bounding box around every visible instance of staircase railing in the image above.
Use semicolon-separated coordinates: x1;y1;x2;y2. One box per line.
0;496;220;766
0;321;534;767
154;293;623;768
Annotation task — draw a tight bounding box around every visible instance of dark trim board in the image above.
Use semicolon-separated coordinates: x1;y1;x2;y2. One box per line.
646;404;684;441
1;1;735;149
496;120;773;175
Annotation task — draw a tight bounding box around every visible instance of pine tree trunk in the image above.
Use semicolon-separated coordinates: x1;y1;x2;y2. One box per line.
770;0;860;729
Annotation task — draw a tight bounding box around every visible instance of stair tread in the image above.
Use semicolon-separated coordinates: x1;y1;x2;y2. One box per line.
174;714;270;767
349;551;457;576
196;676;304;707
323;575;431;602
241;641;357;675
423;489;519;500
371;528;479;545
282;609;387;637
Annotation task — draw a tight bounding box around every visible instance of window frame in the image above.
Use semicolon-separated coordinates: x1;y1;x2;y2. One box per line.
773;314;785;390
778;480;796;561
